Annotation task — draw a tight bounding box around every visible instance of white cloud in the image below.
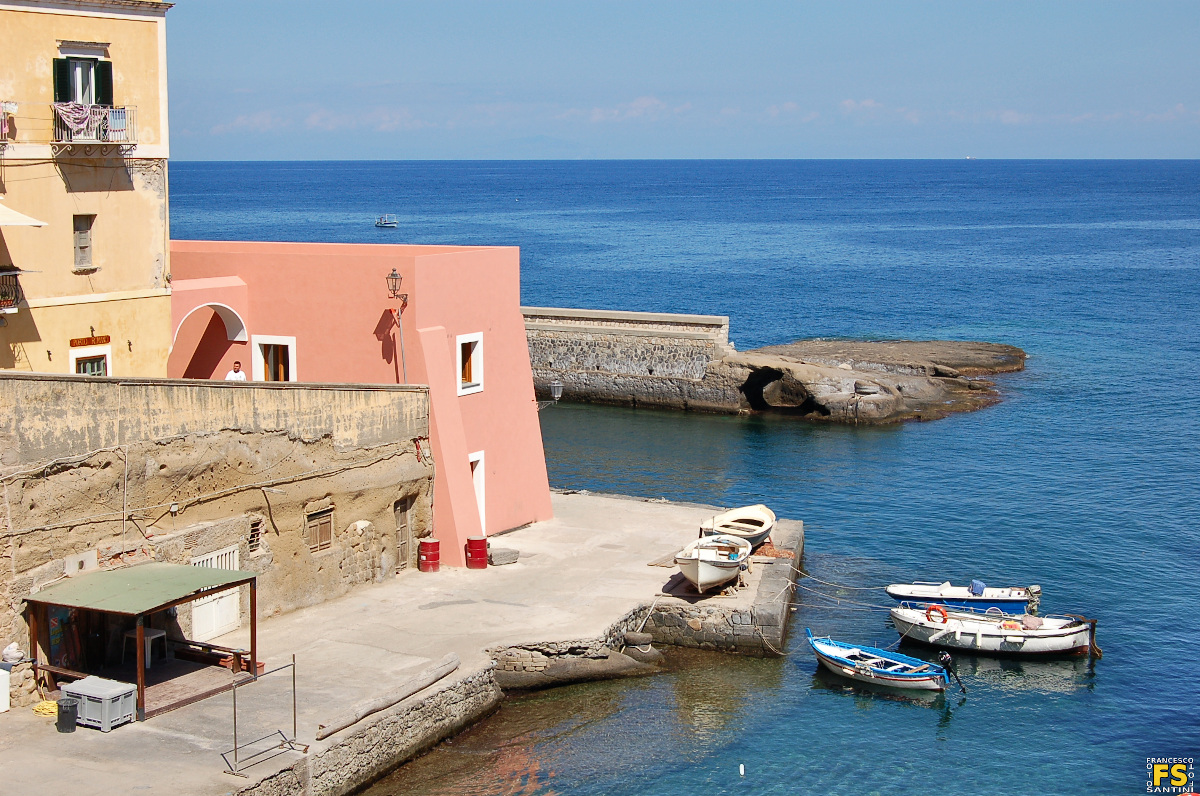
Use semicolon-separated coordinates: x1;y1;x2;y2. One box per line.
210;111;289;136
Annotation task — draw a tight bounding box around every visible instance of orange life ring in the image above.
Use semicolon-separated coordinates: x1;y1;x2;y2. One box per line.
926;604;949;624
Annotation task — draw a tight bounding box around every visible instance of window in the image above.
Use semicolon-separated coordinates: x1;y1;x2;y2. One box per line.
248;520;263;553
468;451;485;533
251;335;297;382
53;58;113;105
394;498;413;571
73;215;95;271
69;343;111;377
75;355;106;377
456;332;483;395
306;509;333;553
262;344;289;382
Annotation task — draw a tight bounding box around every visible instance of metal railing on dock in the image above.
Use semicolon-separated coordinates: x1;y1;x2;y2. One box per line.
222;655;309;778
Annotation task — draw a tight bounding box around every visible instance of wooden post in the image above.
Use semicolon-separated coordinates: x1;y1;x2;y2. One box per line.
27;603;38;691
249;580;257;678
136;615;146;721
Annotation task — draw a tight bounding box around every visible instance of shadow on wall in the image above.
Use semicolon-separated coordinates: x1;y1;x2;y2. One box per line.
169;306;240;379
58;160;134;193
373;309;400;384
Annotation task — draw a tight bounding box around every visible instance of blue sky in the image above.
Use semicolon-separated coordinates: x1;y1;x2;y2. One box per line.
167;1;1200;160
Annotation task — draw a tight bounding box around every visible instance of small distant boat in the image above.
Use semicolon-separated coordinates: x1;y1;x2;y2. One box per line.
885;581;1040;614
375;214;398;228
890;604;1099;657
805;629;948;691
675;534;752;594
699;504;776;548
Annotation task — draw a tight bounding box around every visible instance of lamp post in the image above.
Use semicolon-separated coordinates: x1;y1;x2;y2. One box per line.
536;379;564;411
387;269;409;383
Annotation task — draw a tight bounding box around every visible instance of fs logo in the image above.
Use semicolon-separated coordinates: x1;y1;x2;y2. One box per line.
1146;758;1194;793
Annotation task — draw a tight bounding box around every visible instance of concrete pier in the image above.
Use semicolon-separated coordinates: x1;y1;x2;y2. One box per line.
0;492;803;796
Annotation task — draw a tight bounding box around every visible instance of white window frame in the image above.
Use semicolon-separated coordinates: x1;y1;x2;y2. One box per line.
468;450;485;534
251;334;298;382
69;343;112;377
456;332;484;396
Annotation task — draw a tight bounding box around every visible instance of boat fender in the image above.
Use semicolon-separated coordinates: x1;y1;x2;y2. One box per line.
925;604;950;624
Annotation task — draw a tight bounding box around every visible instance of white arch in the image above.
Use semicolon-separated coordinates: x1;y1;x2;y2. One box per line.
172;302;249;347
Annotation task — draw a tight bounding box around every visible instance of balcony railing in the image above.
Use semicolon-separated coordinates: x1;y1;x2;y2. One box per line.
0;273;23;313
52;103;137;148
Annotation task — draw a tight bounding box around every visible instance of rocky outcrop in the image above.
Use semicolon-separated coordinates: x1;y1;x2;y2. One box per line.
525;307;1025;424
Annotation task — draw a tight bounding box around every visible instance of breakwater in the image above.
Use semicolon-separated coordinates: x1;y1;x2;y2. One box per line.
525;307;1024;423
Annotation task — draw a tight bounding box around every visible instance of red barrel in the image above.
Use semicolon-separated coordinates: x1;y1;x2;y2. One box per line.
465;536;488;569
418;538;440;572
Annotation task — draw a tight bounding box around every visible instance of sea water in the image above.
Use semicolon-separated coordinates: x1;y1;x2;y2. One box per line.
172;160;1200;795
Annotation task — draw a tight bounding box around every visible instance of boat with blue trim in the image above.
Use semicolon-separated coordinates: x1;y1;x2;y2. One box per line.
886;581;1040;614
805;628;948;691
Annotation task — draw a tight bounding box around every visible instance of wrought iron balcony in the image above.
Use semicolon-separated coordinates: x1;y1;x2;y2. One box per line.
51;103;137;155
0;272;23;314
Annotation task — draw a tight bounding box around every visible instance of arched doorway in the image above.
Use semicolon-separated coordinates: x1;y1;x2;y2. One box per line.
168;303;249;379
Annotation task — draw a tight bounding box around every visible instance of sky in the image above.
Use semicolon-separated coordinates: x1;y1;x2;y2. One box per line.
166;1;1200;160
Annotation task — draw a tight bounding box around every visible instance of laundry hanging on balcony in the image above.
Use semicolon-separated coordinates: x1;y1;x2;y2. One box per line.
52;102;110;139
0;101;16;138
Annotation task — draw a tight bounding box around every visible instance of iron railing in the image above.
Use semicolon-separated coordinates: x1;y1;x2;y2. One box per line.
0;274;22;312
52;103;137;145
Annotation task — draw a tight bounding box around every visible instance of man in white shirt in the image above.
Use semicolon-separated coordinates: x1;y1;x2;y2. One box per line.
224;361;247;381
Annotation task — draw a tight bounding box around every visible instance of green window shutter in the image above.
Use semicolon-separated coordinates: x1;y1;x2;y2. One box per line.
53;58;71;102
96;61;114;105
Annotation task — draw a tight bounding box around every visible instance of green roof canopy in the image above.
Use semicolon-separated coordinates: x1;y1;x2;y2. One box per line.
26;562;255;616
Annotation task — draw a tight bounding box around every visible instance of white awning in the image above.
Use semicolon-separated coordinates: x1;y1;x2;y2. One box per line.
0;203;47;227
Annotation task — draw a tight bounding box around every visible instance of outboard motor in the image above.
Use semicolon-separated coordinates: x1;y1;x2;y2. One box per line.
1026;584;1042;616
939;652;967;693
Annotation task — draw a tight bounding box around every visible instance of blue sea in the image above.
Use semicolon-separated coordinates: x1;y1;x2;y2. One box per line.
172;160;1200;795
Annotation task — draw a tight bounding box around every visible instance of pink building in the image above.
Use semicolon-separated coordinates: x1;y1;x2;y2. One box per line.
167;240;553;566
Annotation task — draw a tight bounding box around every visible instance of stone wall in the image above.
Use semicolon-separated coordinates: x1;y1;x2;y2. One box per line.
236;667;502;796
0;374;433;706
523;307;746;412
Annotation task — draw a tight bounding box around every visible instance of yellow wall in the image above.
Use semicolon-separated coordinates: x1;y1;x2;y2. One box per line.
0;4;168;151
1;1;172;377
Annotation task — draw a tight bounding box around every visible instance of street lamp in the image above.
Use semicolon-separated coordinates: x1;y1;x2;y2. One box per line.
386;268;408;306
386;269;409;382
537;379;564;411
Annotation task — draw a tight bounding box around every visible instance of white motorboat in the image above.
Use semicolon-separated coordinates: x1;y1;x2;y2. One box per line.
675;534;752;594
890;604;1099;657
699;504;776;548
885;581;1040;614
375;214;398;228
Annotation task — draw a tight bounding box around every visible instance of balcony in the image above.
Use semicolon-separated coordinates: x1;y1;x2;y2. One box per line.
51;103;137;156
0;272;23;314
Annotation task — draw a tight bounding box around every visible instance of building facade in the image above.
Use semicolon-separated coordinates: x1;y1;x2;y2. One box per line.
168;240;555;566
1;373;432;707
0;0;172;377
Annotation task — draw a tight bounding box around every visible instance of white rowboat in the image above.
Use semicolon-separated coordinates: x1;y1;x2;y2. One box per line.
891;605;1098;657
699;504;776;548
675;534;752;594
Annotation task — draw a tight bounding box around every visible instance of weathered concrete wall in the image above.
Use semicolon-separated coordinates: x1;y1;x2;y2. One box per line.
523;306;746;413
0;374;433;707
235;667;502;796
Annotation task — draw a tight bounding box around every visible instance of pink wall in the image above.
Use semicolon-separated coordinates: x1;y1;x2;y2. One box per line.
169;240;553;565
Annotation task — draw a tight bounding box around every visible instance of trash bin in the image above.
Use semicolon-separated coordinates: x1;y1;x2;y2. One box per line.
56;696;79;733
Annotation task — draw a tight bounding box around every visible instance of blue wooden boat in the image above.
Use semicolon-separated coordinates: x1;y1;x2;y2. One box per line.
885;581;1040;614
805;628;948;691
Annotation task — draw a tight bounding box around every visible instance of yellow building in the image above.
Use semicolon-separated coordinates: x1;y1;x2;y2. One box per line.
0;0;172;376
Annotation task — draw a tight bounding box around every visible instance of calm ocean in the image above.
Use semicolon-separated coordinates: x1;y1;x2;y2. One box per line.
172;160;1200;795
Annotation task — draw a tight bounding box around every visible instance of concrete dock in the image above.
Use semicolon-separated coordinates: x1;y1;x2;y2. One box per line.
0;492;802;796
